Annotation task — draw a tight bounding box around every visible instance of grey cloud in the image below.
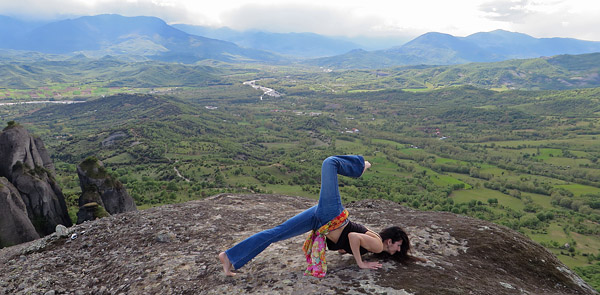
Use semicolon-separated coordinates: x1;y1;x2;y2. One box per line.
220;3;398;37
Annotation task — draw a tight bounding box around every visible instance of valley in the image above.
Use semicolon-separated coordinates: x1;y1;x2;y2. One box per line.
0;22;599;289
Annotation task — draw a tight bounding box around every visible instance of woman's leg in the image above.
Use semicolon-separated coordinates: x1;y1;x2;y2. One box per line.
222;205;319;273
315;155;365;225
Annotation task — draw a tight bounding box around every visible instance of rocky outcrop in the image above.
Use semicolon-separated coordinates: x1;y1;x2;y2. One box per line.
0;194;596;294
0;124;72;236
76;156;136;223
0;177;40;247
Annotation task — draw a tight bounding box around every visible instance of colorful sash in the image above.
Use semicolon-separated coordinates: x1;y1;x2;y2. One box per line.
302;209;349;278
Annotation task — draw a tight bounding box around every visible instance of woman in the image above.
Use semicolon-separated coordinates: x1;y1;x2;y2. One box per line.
219;155;411;277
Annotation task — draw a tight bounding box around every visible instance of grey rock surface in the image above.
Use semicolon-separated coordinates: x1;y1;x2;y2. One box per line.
0;177;40;247
0;194;596;294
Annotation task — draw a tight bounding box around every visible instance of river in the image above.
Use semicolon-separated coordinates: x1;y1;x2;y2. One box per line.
243;80;282;100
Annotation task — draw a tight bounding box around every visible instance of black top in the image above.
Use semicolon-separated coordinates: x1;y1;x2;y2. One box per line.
326;220;369;255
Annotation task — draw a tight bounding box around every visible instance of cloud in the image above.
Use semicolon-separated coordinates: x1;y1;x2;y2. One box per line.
510;10;600;40
1;0;599;41
219;3;412;37
479;0;534;23
479;0;600;40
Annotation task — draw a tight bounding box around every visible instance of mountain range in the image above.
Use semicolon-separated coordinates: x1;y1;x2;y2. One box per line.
0;14;283;64
1;14;600;68
172;24;363;58
309;30;600;68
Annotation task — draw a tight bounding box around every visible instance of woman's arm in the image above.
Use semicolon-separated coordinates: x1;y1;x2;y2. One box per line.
348;232;383;269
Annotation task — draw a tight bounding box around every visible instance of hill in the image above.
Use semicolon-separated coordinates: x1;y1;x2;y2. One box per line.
308;30;600;69
0;14;284;64
25;93;188;129
2;51;600;91
0;55;225;89
300;52;600;90
0;194;596;294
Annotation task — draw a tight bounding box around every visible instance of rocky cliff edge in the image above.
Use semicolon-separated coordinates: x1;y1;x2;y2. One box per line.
0;194;596;295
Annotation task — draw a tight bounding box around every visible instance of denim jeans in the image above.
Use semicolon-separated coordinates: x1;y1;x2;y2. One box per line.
225;155;365;269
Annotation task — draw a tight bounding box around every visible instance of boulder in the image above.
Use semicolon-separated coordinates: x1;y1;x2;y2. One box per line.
0;124;72;236
76;157;136;217
0;194;596;294
54;224;69;238
0;177;40;247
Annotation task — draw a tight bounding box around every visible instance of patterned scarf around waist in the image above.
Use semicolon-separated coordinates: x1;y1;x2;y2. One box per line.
302;209;349;278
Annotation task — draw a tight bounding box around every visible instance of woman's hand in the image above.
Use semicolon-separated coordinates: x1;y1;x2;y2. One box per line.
338;249;347;254
358;261;383;269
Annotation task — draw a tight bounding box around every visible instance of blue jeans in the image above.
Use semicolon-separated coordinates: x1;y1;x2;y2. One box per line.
225;155;365;269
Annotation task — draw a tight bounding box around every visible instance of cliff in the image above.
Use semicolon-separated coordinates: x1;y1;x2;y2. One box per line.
0;194;596;294
0;124;71;238
0;177;40;247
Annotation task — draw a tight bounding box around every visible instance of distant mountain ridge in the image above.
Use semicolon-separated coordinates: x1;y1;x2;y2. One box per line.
309;30;600;69
173;24;362;58
2;14;600;68
0;14;284;64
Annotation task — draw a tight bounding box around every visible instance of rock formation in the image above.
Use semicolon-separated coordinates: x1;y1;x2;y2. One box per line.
0;177;40;247
76;156;136;223
0;194;596;294
0;123;72;237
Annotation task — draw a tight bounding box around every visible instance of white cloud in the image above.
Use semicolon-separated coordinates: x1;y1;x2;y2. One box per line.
0;0;599;40
219;3;386;36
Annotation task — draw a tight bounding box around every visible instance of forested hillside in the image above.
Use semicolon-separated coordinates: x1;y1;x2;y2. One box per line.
302;52;600;91
2;52;600;96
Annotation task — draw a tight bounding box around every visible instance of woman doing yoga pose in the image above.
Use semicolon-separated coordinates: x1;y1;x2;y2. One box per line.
219;155;411;277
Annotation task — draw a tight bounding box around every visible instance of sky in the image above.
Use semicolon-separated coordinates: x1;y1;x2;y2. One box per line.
1;0;600;41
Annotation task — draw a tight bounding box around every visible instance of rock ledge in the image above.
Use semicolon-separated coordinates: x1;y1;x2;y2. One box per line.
0;194;596;294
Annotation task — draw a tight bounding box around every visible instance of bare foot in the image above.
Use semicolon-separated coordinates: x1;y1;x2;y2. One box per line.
219;252;237;276
363;161;371;173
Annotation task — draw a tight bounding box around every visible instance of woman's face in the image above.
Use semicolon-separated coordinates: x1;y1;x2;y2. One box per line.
386;239;403;255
